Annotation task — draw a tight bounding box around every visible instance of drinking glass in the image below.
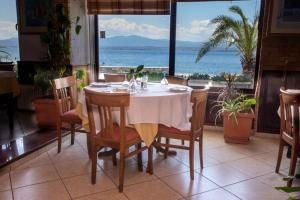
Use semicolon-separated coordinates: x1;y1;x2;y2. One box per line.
141;74;148;89
122;73;129;87
129;74;138;92
160;73;168;85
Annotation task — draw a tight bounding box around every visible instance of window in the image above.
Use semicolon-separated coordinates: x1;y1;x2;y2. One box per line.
175;1;261;88
0;0;19;63
98;15;170;80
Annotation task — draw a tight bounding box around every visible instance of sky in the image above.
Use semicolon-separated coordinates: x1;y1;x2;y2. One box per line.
99;0;261;42
0;0;260;42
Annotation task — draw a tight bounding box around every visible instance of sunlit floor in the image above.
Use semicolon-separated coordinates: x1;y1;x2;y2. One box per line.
0;129;298;200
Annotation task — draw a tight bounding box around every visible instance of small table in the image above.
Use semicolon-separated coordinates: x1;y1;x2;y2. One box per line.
76;82;193;155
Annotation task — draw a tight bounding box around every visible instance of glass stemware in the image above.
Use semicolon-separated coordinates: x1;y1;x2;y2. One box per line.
122;73;129;87
160;73;168;85
129;74;138;92
141;74;148;89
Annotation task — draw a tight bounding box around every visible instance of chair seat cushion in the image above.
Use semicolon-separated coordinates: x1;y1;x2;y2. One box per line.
97;124;140;143
61;109;82;124
158;124;191;136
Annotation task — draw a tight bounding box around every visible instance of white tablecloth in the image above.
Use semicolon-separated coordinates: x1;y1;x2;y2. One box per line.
77;83;193;146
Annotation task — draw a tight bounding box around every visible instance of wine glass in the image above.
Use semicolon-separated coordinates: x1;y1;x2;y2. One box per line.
141;74;148;89
160;73;168;85
122;73;129;87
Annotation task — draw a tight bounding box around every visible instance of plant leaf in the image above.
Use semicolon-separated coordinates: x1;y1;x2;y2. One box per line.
76;16;80;23
136;65;144;72
75;25;82;35
76;70;85;80
275;187;300;193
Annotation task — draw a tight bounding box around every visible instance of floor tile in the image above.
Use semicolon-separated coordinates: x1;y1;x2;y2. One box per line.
200;163;250;187
62;171;115;198
206;146;248;163
124;179;182;200
252;150;290;171
152;157;190;178
227;157;274;178
98;156;137;171
54;158;100;178
226;142;273;156
106;164;156;186
74;189;128;200
256;172;300;187
48;146;88;163
203;137;227;150
12;153;52;171
224;179;289;200
0;173;11;192
161;171;218;197
187;188;239;200
10;165;60;189
0;190;13;200
174;149;219;169
13;180;70;200
10;152;40;170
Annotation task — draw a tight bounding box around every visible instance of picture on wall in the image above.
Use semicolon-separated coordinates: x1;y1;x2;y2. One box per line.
270;0;300;34
19;0;51;33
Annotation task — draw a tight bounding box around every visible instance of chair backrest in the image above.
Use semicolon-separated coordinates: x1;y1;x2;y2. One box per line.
84;89;130;145
280;88;300;144
190;87;209;134
104;74;126;82
166;76;187;86
52;76;76;115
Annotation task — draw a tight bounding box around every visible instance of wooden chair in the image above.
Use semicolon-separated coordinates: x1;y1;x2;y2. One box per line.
166;75;187;86
276;88;300;186
155;88;209;179
165;75;188;145
104;73;126;82
52;76;89;154
84;89;153;192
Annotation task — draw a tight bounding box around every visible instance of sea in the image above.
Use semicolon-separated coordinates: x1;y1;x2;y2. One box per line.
99;46;242;75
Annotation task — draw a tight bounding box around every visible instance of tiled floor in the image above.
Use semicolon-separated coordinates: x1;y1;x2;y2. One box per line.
0;129;298;200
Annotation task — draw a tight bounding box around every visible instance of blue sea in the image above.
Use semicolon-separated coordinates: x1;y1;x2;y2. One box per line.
99;46;242;75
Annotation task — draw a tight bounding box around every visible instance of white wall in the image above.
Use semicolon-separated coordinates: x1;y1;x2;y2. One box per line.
70;0;90;66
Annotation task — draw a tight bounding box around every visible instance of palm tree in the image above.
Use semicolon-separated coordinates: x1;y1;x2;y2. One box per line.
196;6;258;74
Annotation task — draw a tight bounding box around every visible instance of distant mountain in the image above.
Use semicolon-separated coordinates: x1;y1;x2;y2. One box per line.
0;38;19;59
100;35;200;48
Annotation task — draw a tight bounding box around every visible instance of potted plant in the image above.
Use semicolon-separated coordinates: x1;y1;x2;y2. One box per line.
32;2;81;128
215;94;256;144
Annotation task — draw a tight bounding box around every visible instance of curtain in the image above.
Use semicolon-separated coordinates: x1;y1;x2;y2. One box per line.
87;0;170;15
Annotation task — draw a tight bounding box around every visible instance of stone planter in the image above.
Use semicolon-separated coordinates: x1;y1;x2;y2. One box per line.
223;110;255;144
32;96;58;129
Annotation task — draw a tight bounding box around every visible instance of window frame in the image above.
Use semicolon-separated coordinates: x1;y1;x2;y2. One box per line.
93;0;264;92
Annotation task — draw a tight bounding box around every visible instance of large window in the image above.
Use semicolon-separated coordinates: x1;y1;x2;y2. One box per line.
96;1;261;88
175;1;261;88
0;0;19;63
98;15;170;79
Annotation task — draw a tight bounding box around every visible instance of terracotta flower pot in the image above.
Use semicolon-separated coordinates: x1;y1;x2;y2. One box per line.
223;110;255;144
32;97;58;129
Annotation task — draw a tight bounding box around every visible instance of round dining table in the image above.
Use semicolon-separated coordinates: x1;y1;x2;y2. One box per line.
76;82;193;147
